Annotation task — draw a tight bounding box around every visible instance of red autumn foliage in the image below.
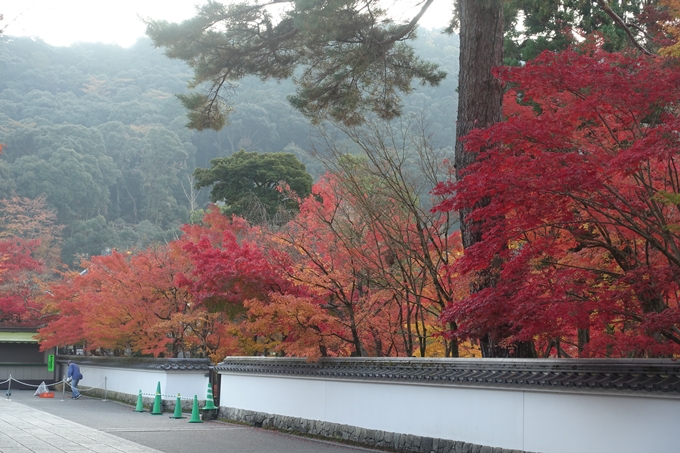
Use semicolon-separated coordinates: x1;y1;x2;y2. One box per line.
0;196;63;270
38;187;466;359
0;238;44;326
262;175;405;357
254;174;466;358
39;239;240;361
179;207;283;311
434;47;680;357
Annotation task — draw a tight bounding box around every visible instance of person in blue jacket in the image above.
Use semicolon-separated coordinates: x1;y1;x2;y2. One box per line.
67;360;83;399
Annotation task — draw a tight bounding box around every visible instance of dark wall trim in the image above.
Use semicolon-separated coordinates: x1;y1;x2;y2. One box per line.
216;357;680;394
56;355;210;371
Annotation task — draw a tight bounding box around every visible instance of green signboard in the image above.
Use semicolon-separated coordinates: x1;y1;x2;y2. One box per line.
47;354;54;372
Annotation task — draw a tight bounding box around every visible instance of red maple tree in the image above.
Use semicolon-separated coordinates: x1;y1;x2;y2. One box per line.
222;169;470;359
0;196;63;328
0;238;45;326
39;238;239;360
435;44;680;357
176;206;296;356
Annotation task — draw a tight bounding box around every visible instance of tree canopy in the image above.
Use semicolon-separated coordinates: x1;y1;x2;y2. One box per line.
193;150;313;223
143;0;680;357
435;43;680;357
145;0;446;129
504;0;661;64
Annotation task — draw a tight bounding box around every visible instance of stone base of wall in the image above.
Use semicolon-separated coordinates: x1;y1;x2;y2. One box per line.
219;407;532;453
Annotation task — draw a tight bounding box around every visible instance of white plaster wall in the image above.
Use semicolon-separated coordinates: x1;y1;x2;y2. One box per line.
76;366;166;397
220;374;524;450
523;391;680;453
223;375;329;421
220;373;680;453
75;366;207;400
166;372;209;399
324;380;524;449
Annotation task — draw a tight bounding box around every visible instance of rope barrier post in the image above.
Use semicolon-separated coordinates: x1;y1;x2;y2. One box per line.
6;375;11;401
61;375;66;401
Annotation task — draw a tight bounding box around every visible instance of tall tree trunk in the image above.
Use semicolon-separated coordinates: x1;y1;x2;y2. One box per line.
455;0;535;358
577;327;590;357
447;322;459;358
455;0;503;248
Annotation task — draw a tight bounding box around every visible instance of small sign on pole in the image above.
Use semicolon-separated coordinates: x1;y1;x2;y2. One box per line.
47;354;54;372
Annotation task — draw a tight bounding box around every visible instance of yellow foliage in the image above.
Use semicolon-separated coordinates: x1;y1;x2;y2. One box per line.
659;0;680;57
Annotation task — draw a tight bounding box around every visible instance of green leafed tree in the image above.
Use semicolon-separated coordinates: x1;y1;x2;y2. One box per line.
504;0;660;65
11;149;112;227
145;0;446;129
193;150;313;224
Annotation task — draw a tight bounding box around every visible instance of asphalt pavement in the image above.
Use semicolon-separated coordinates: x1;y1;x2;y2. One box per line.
1;391;383;453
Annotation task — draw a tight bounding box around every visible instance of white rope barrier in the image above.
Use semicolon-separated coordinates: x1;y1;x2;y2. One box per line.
1;377;67;387
67;379;106;391
9;377;67;388
141;392;195;400
3;376;209;403
10;378;45;388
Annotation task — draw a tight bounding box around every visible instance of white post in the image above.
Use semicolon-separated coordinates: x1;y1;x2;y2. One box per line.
61;375;66;401
6;374;11;401
103;376;108;401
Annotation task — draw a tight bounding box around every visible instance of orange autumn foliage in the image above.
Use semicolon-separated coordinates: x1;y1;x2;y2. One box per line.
39;243;237;359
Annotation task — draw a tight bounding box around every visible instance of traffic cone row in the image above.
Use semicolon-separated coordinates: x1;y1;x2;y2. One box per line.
134;381;215;423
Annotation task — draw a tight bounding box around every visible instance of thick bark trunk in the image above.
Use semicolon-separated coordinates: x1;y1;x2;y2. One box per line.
455;0;504;239
447;322;459;358
479;334;537;358
455;0;536;358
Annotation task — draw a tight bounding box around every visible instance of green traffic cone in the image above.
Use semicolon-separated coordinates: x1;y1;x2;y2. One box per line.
150;381;163;415
133;390;145;412
169;394;186;419
188;395;202;423
203;383;217;410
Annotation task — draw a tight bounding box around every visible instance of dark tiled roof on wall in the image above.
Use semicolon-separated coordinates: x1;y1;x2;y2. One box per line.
216;357;680;395
57;356;210;371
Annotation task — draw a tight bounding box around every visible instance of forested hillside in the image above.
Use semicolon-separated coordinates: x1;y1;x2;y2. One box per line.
0;30;458;266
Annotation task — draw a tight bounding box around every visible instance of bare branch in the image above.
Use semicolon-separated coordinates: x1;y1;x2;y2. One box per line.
595;0;653;55
380;0;436;46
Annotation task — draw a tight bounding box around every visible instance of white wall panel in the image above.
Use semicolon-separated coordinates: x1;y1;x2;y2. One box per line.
523;391;680;453
73;365;207;400
221;375;328;421
219;372;680;453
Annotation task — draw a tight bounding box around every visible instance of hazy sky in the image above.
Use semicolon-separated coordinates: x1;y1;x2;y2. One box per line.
1;1;453;48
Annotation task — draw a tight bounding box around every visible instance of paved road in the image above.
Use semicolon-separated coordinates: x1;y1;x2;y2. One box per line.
1;391;382;453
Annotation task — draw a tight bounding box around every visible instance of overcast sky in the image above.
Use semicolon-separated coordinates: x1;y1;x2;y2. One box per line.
1;1;453;48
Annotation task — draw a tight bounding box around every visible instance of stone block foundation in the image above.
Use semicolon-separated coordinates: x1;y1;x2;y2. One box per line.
219;407;532;453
